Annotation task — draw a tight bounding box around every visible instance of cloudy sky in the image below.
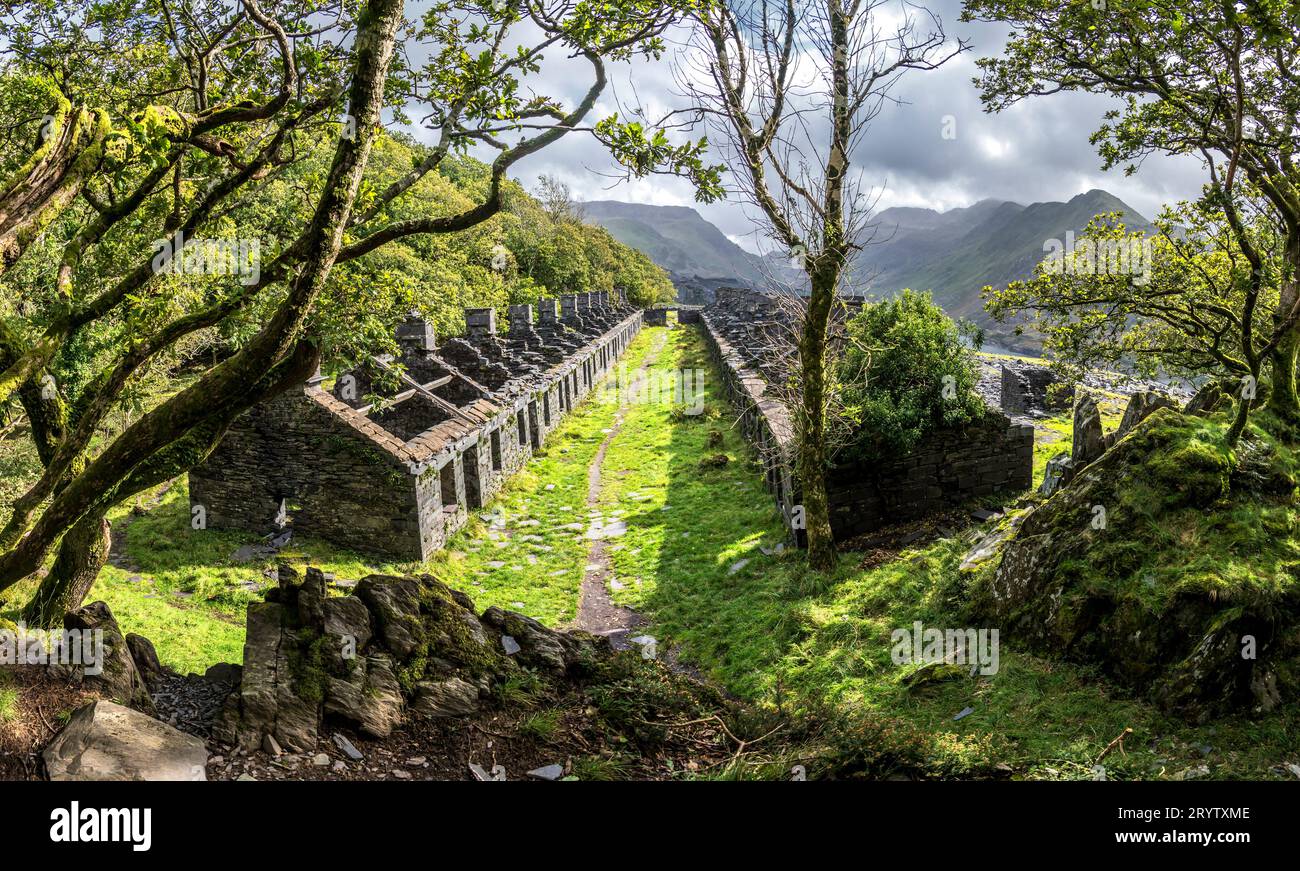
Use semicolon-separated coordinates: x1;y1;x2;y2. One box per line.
407;0;1205;254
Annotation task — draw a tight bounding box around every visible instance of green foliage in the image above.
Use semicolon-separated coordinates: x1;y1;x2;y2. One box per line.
986;201;1283;384
838;290;985;462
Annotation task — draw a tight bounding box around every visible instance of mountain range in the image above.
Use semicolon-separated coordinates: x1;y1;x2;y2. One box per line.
581;190;1154;350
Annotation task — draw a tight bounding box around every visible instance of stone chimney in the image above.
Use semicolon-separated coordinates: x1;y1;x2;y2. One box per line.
396;311;435;356
508;304;534;334
560;295;584;323
465;307;497;339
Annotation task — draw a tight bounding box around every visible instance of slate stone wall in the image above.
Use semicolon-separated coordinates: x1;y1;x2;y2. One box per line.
188;389;425;559
824;414;1034;540
700;295;1033;545
1000;362;1072;414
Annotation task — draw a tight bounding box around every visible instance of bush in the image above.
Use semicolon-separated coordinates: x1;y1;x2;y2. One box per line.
838;290;985;462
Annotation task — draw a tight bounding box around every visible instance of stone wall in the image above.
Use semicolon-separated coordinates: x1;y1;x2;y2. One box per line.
699;309;802;541
188;387;425;559
1000;362;1072;415
700;288;1033;545
825;414;1033;540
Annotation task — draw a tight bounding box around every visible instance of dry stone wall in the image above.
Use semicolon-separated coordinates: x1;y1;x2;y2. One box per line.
701;288;1033;544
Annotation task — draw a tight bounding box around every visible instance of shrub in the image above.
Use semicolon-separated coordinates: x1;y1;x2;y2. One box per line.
837;290;985;462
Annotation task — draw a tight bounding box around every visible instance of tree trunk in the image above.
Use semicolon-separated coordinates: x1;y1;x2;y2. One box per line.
1226;370;1255;448
798;270;838;570
20;510;110;628
1267;231;1300;425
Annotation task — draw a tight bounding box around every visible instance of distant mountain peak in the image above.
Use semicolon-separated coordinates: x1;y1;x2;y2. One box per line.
581;200;766;284
853;189;1152;351
581;191;1152;354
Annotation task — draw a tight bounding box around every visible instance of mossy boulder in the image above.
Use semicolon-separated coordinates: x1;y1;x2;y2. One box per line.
62;601;155;716
978;407;1300;721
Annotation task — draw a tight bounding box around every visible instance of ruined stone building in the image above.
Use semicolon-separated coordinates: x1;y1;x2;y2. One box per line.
700;288;1034;544
190;292;642;561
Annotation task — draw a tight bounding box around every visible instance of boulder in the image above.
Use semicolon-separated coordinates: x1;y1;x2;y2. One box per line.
1116;390;1177;438
324;654;404;738
1038;452;1076;497
64;602;154;715
1184;381;1225;416
353;574;426;659
321;595;372;669
1070;392;1106;466
480;607;568;672
125;633;164;692
44;700;208;781
410;677;481;718
204;662;242;685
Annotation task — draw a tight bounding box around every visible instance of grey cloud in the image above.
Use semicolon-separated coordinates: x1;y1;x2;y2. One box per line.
404;1;1205;251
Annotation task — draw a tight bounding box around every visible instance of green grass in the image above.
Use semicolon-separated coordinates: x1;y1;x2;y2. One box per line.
585;328;1298;779
0;677;17;725
518;708;562;742
424;328;667;623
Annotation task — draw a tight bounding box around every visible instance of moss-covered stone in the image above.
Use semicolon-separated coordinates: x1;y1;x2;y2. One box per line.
976;407;1300;720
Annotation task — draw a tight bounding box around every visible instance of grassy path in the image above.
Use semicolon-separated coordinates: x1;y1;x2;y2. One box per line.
571;330;666;640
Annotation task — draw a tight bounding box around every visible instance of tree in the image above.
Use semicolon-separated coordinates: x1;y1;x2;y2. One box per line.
986;196;1283;445
652;0;966;569
0;0;707;623
964;0;1300;428
839;289;986;463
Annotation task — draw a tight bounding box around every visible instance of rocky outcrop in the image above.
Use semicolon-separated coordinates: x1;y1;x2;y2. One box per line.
1043;389;1181;497
1070;392;1106;466
212;565;609;752
1037;454;1072;497
1183;381;1226;416
125;633;164;692
58;601;155;715
1115;390;1176;439
44;700;208;781
980;408;1299;720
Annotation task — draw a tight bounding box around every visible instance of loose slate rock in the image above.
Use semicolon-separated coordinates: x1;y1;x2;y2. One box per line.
528;764;565;781
333;732;364;761
44;700;209;781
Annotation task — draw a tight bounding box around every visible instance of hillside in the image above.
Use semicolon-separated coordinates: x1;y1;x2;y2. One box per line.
583;191;1153;349
859;189;1154;349
580;200;767;286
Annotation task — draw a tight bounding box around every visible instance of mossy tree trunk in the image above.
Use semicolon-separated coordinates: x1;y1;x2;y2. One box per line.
798;268;839;570
20;510;110;628
1267;231;1300;428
